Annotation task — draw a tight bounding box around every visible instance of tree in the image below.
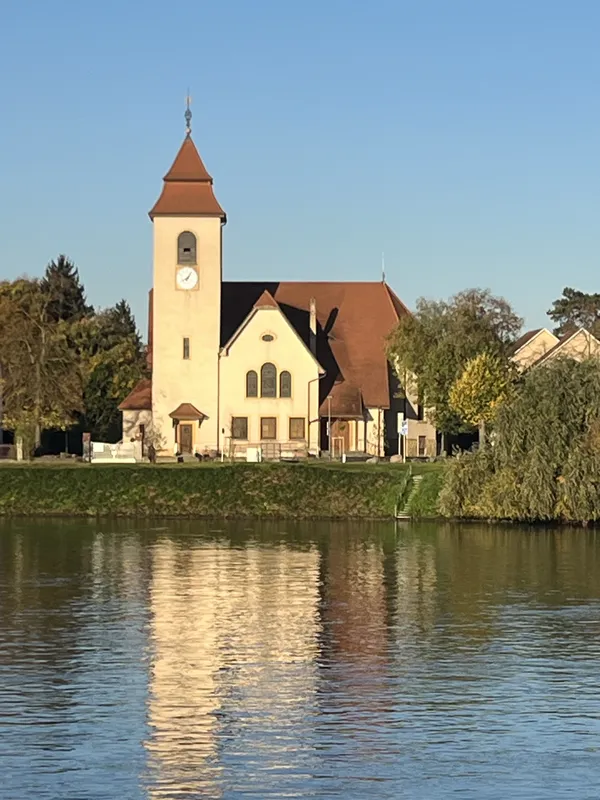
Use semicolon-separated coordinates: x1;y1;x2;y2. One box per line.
74;300;147;441
449;353;512;445
440;358;600;522
387;288;522;438
547;287;600;337
41;254;93;323
0;279;82;453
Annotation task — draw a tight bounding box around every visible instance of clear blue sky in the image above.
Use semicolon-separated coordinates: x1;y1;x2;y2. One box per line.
2;0;600;337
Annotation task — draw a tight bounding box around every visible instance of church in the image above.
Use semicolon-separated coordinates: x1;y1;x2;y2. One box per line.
119;113;437;459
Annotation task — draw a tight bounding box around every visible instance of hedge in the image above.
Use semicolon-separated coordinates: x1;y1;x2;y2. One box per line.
0;463;409;519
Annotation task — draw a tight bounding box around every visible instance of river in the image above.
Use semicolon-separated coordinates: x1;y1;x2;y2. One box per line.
0;520;599;799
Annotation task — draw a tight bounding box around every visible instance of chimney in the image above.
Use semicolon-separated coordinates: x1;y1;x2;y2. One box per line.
309;297;317;355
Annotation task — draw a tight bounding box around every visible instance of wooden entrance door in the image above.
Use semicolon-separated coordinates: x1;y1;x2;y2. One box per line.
179;424;193;454
330;420;351;454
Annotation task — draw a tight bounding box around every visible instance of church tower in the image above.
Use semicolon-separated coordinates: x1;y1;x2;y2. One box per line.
149;105;226;455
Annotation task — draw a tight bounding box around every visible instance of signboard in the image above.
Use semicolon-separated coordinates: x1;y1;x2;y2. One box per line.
400;421;409;437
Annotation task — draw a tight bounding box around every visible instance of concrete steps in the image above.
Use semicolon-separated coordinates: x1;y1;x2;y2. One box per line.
396;474;424;520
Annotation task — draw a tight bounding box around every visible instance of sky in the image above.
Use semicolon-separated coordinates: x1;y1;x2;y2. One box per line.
2;0;600;338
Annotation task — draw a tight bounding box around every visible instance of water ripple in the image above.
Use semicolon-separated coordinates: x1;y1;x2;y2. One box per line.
1;521;600;799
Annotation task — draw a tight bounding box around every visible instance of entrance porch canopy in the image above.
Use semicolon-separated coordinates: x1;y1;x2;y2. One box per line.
169;403;206;421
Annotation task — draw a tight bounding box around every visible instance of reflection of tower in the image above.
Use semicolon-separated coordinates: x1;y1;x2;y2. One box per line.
144;538;321;798
318;530;393;713
323;535;388;660
395;534;437;649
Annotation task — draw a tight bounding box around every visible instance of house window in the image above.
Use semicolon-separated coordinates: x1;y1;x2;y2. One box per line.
279;371;292;398
418;435;426;457
246;370;258;397
262;333;274;342
417;404;424;421
261;417;277;439
289;417;305;440
183;337;190;360
232;417;248;440
177;231;197;264
261;363;277;397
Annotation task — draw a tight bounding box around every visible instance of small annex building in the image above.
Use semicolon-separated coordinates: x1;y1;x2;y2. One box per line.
119;117;436;459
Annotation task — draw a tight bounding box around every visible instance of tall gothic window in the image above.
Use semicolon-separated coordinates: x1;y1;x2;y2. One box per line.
279;371;292;398
246;370;258;398
261;363;277;397
178;231;197;264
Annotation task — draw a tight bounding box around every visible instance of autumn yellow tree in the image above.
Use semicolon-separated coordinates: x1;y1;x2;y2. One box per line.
449;353;512;446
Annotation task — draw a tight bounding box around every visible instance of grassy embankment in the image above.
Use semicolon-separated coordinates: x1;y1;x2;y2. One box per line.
0;461;444;519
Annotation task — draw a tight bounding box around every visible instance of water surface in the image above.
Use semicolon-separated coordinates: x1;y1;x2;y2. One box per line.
1;519;599;799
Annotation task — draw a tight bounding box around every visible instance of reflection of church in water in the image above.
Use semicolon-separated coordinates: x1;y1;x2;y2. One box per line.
142;529;437;797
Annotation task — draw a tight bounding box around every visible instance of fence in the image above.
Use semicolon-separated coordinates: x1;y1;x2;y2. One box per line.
89;441;140;463
228;440;309;462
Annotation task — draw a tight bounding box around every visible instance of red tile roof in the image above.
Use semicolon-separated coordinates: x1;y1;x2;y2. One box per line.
143;282;407;417
119;378;151;411
221;281;406;411
325;382;363;418
253;289;279;309
163;136;213;182
169;403;206;420
149;136;226;220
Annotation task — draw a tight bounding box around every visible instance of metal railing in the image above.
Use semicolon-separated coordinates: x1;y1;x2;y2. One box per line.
228;440;309;462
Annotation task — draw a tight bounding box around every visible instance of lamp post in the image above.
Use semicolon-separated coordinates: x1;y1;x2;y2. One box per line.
327;395;332;460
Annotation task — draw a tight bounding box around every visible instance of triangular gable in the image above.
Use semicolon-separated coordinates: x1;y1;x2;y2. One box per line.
511;328;560;370
511;328;551;357
536;327;600;366
220;296;324;372
253;289;279;309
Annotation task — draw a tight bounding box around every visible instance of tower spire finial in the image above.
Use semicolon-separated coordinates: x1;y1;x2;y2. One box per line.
185;90;192;136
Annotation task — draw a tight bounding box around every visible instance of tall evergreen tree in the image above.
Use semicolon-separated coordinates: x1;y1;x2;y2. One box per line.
41;255;93;322
74;299;147;441
547;287;600;337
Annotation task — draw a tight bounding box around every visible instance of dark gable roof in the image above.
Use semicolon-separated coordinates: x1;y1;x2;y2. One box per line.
221;281;405;410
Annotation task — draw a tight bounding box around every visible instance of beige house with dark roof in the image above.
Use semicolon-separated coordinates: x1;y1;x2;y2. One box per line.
511;327;600;370
120;119;437;459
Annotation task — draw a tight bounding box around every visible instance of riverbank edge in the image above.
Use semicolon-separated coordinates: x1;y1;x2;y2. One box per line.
0;462;443;520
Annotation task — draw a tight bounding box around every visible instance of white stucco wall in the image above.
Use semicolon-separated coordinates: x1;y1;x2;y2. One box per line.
219;305;321;455
122;409;153;441
364;407;385;456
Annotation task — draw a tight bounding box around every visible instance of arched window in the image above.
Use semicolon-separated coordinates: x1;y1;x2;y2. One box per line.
261;363;277;397
280;371;292;398
178;231;197;264
246;370;258;398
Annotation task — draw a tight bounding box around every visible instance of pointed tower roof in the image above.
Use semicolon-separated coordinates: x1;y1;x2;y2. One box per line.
163;136;214;182
149;134;226;221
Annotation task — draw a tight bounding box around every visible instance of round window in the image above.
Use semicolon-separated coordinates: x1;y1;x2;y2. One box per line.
261;334;274;342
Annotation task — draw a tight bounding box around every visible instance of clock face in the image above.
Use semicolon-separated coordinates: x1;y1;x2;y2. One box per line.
176;267;198;290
